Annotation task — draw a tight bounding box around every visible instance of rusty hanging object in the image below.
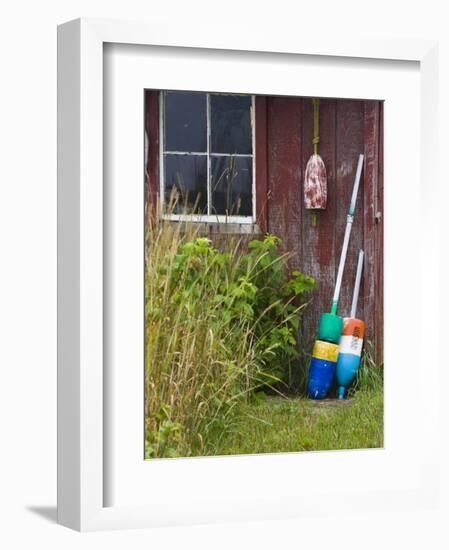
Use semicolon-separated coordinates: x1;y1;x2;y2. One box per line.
304;98;327;225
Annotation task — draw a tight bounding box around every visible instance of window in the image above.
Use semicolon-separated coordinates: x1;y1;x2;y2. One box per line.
160;91;255;222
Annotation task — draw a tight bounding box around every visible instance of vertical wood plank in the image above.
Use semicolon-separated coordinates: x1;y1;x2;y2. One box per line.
300;98;337;349
363;101;380;352
336;100;365;324
376;101;384;362
145;90;160;219
255;96;268;234
267;97;302;271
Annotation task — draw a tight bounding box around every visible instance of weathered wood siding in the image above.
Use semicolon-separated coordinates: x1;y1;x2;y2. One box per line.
264;97;383;361
145;92;384;362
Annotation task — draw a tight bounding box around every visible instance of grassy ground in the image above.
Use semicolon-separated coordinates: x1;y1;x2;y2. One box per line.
145;217;384;459
199;388;383;456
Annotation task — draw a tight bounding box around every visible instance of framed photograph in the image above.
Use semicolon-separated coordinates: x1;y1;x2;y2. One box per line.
57;18;440;531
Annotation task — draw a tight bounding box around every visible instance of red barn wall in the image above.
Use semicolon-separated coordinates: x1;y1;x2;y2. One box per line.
264;97;383;362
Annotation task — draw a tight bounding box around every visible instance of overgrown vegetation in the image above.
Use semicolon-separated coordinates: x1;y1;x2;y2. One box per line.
145;216;315;458
144;209;384;459
240;237;316;386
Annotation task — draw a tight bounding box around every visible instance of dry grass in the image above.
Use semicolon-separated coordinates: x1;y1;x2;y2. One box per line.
144;210;281;457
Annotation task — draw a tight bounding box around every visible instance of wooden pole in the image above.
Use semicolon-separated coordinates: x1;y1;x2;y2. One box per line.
331;154;364;314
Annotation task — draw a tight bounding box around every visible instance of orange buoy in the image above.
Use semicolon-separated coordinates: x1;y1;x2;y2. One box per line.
336;250;365;399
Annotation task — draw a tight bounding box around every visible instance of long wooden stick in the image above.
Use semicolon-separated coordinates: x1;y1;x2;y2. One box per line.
350;250;364;318
331;154;364;315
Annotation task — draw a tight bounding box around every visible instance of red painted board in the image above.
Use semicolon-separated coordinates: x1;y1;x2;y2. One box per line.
363;101;380;350
255;96;268;234
336;100;365;325
145;90;160;220
266;96;302;272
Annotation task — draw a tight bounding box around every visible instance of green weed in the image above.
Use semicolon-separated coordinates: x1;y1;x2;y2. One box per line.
145;210;315;457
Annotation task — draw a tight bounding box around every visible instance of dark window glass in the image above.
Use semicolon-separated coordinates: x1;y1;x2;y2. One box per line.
210;95;252;154
164;154;207;214
164;92;207;152
211;156;252;216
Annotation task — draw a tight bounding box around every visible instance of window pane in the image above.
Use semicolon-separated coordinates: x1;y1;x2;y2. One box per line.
211;156;252;216
164;154;207;214
211;95;252;154
164;92;207;152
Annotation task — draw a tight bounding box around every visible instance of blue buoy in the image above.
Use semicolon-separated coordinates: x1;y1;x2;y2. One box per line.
307;356;337;400
336;250;365;399
336;351;362;399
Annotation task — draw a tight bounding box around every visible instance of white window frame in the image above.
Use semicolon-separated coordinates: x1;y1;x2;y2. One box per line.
159;91;256;224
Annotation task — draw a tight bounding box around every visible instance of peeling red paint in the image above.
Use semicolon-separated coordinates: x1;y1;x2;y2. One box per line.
267;97;383;362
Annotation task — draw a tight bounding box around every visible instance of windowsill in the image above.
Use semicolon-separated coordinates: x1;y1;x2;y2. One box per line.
163;216;261;235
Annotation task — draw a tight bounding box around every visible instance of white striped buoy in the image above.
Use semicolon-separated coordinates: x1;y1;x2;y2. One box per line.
336;318;364;399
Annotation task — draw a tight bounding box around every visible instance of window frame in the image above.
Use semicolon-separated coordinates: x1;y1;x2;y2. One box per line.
159;91;256;224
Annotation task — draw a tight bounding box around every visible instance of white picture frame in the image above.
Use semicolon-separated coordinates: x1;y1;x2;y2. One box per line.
57;17;440;531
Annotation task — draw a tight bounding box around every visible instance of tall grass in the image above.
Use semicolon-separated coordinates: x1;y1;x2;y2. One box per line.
144;195;318;458
145;217;282;457
352;340;384;394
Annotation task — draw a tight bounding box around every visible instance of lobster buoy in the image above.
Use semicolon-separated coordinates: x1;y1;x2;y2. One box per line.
307;340;339;400
304;99;327;222
306;156;364;402
304;154;327;210
318;312;343;344
336;250;365;399
336;318;365;399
